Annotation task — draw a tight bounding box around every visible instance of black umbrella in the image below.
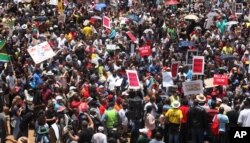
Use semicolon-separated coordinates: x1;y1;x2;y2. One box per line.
220;55;237;61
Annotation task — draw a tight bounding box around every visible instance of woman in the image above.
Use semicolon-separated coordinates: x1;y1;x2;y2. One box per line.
144;105;156;138
35;113;49;143
10;96;23;140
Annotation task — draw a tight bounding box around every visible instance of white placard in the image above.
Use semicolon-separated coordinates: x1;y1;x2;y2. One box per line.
27;41;56;64
162;72;174;87
182;80;203;95
50;0;58;5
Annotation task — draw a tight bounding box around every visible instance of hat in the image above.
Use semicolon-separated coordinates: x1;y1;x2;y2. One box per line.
98;126;105;132
99;85;104;88
46;71;54;76
122;91;129;96
56;96;63;100
21;24;27;30
196;94;206;102
69;86;77;90
67;91;77;98
171;101;181;108
139;128;149;134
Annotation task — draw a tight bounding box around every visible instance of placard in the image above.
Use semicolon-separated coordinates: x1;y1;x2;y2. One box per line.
234;3;243;15
162;72;174;87
106;44;119;50
27;42;56;64
171;61;180;79
138;46;152;57
213;74;228;86
58;0;64;14
50;0;58;5
126;70;140;89
192;56;204;75
182;80;203;96
186;49;198;65
103;16;111;29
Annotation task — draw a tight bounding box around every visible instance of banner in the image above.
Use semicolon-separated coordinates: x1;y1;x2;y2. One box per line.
50;0;58;5
192;56;204;75
162;72;174;87
27;42;56;64
138;46;152;57
126;31;138;44
58;0;64;14
126;70;140;89
171;62;180;79
182;80;203;96
103;16;111;29
213;74;228;86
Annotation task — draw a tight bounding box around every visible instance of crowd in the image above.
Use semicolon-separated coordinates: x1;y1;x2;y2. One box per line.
0;0;250;143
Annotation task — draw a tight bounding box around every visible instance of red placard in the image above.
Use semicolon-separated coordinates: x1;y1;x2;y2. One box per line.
171;62;180;79
126;31;138;43
213;74;228;85
138;46;152;56
103;16;111;29
192;56;204;75
126;70;140;89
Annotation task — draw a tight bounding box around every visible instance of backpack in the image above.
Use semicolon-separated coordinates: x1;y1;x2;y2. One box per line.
210;114;219;136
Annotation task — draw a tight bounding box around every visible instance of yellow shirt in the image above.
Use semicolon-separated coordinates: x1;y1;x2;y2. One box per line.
222;46;233;55
165;108;183;124
81;26;93;39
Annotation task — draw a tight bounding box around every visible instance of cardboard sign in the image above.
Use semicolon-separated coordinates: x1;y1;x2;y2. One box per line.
27;42;56;64
50;0;58;5
186;49;198;65
182;80;203;96
58;0;64;14
126;70;140;89
234;3;243;15
162;72;174;87
126;31;138;44
103;16;111;29
213;74;228;86
192;56;204;75
138;46;152;57
171;62;180;79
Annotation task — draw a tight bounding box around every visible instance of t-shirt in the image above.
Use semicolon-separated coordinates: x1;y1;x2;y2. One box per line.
165;108;183;124
238;109;250;127
78;128;94;143
216;114;229;132
179;105;189;123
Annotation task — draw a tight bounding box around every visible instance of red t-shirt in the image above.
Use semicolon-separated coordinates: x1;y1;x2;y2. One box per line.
71;100;81;109
99;105;106;116
179;105;189;123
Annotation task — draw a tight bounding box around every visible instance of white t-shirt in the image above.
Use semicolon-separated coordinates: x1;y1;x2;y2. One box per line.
91;133;107;143
119;109;128;126
238;108;250;127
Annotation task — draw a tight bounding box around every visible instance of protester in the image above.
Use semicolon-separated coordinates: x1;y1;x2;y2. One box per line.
0;0;250;143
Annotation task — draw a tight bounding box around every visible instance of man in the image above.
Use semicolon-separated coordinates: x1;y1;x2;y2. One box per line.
165;101;183;143
0;107;8;143
238;100;250;127
220;97;232;114
187;99;208;143
144;96;158;118
102;102;120;135
91;126;107;143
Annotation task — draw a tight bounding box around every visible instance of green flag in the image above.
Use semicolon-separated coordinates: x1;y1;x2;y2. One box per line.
0;53;10;62
0;39;6;50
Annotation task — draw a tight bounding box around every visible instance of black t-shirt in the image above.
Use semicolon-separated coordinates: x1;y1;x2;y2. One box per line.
45;110;56;126
78;128;94;143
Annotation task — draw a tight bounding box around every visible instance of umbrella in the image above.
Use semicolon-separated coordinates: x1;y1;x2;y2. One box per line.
94;3;107;11
220;55;237;61
91;15;102;20
184;14;199;20
144;29;154;34
179;41;194;47
226;21;238;26
127;14;140;22
83;20;90;26
165;0;179;5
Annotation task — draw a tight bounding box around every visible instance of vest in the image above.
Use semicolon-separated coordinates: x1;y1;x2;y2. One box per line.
105;109;118;129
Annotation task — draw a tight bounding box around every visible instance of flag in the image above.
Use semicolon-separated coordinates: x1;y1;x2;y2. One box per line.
0;39;6;50
0;53;10;62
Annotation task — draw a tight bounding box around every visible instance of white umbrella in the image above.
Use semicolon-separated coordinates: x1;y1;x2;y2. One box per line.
91;15;102;20
226;21;239;26
144;29;154;34
184;14;199;20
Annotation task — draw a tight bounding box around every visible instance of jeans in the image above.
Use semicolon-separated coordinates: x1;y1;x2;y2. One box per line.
168;123;180;143
191;128;204;143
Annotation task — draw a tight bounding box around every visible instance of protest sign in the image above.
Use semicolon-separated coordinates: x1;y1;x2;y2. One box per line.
126;70;140;89
182;80;203;95
106;44;119;50
126;31;138;44
192;56;204;75
138;46;152;57
171;61;180;79
234;3;243;15
27;42;56;64
103;16;111;29
213;74;228;86
162;72;174;87
58;0;64;14
186;49;198;65
50;0;58;5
